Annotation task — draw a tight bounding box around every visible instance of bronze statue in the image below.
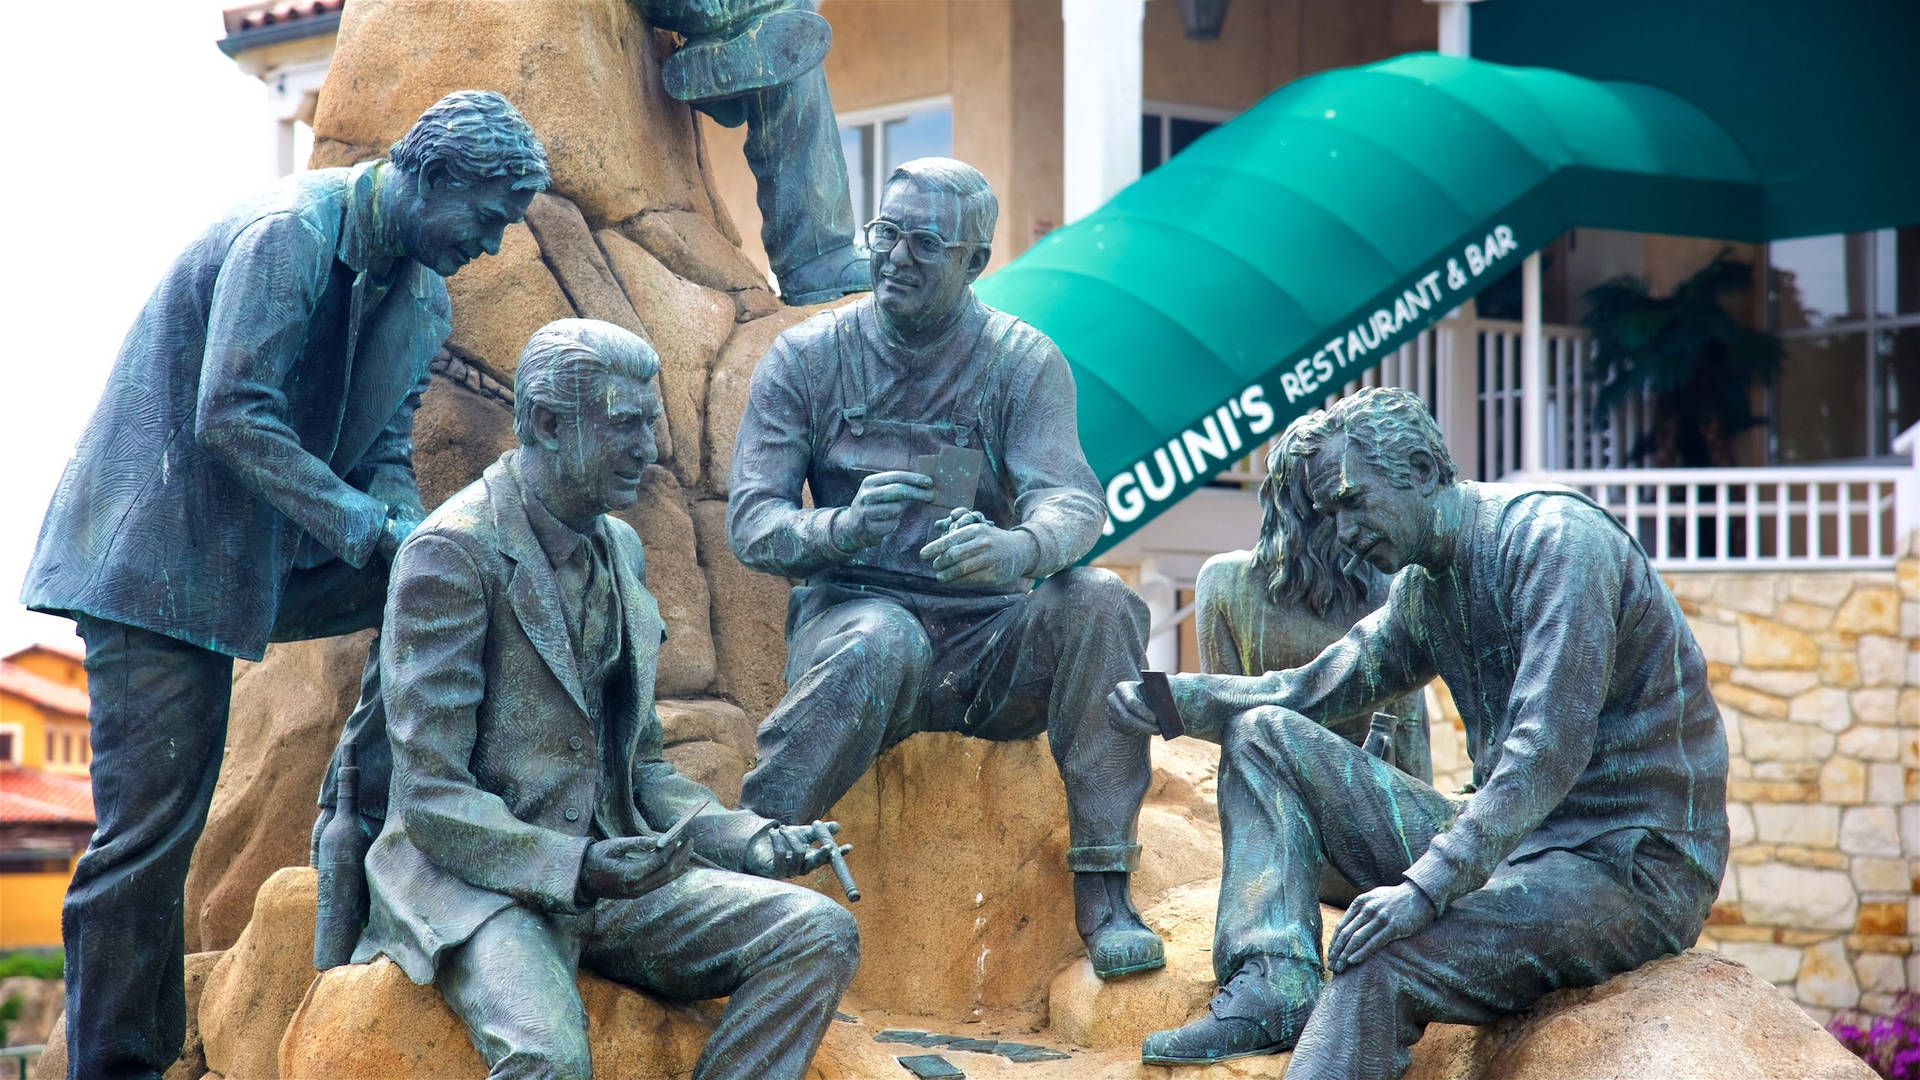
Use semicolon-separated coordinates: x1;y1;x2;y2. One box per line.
640;0;871;305
726;158;1163;979
356;319;858;1080
19;91;548;1080
1195;412;1431;780
1113;388;1728;1077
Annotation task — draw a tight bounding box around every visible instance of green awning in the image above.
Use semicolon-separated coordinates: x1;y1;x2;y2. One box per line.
975;52;1762;558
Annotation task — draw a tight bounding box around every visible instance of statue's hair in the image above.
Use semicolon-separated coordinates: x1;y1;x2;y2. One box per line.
390;90;550;193
1252;412;1369;616
1294;386;1457;490
513;319;659;446
884;157;998;248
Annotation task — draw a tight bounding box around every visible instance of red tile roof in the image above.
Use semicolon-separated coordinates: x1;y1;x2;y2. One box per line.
0;765;94;825
0;661;89;718
5;640;84;665
223;0;345;36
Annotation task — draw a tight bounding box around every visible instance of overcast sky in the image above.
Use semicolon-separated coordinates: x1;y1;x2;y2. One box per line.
2;3;265;653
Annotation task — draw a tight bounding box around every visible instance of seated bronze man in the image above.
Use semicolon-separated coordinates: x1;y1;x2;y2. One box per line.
726;158;1162;979
1114;387;1728;1079
357;319;858;1080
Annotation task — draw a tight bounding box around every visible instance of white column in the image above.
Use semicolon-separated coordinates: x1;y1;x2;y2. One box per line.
1137;561;1180;674
1062;0;1144;225
263;59;332;178
1427;0;1485;59
1520;252;1545;475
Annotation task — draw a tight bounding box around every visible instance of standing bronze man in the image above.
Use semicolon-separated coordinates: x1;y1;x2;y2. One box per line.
727;157;1163;978
20;91;548;1080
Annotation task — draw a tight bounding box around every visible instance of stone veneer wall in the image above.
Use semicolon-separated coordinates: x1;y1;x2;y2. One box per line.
1671;538;1920;1023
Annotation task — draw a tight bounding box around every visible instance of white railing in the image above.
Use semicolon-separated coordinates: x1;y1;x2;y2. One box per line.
1469;317;1654;480
1529;466;1913;570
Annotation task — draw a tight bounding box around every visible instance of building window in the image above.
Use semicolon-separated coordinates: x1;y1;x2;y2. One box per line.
0;730;14;764
45;731;53;762
1141;102;1233;173
1768;228;1920;462
839;98;954;224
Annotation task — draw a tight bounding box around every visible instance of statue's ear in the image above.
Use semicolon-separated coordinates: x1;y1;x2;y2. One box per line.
1409;449;1440;495
964;244;992;283
529;402;563;451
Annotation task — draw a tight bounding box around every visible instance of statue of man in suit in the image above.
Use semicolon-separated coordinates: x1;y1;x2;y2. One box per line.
19;90;549;1080
357;318;858;1080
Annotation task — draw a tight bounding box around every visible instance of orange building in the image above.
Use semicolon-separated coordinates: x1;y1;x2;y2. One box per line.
0;641;95;948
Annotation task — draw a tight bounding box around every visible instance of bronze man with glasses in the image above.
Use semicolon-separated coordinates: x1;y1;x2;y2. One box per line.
726;157;1164;979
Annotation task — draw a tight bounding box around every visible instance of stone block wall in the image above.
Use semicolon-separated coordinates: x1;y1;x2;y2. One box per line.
1672;540;1919;1023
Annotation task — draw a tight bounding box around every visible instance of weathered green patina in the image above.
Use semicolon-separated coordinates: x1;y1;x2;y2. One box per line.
1115;388;1729;1077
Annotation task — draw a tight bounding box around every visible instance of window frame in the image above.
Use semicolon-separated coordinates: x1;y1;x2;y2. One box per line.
1141;99;1235;173
1767;228;1920;461
837;95;955;224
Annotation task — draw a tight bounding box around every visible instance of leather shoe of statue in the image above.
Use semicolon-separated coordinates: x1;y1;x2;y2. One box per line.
1140;957;1321;1065
1075;871;1165;979
778;245;873;306
663;7;832;105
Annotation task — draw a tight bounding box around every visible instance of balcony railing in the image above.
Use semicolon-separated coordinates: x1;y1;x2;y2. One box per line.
1524;467;1911;570
1194;314;1920;574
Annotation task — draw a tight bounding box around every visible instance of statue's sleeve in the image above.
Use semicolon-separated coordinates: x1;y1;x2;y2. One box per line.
349;361;433;520
195;212;390;568
1000;339;1106;575
1172;575;1435;742
381;533;590;914
1400;506;1622;912
726;336;854;578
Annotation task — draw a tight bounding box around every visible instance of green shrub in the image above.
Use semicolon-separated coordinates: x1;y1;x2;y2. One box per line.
0;950;64;981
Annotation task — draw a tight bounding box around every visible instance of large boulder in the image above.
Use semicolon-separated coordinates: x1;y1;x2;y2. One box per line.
408;369;520;512
520;192;651;345
689;497;793;722
312;0;721;231
1403;951;1879;1080
597;229;736;489
282;957;715;1078
615;466;717;696
809;732;1080;1021
197;868;321;1080
658;697;757;808
443;221;574;383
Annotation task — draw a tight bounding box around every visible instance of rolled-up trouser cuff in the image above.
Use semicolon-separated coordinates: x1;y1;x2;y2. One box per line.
1067;843;1141;873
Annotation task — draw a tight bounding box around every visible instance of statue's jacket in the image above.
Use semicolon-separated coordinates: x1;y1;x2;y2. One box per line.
357;454;771;983
21;162;446;661
1196;484;1731;910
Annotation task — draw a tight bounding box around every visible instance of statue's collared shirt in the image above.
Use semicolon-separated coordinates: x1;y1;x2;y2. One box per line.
727;292;1105;592
516;461;626;840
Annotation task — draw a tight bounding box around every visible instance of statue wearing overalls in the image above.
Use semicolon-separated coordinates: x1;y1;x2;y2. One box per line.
728;292;1164;977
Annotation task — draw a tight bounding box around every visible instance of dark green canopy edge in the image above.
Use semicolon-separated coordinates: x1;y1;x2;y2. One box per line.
975;52;1763;559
